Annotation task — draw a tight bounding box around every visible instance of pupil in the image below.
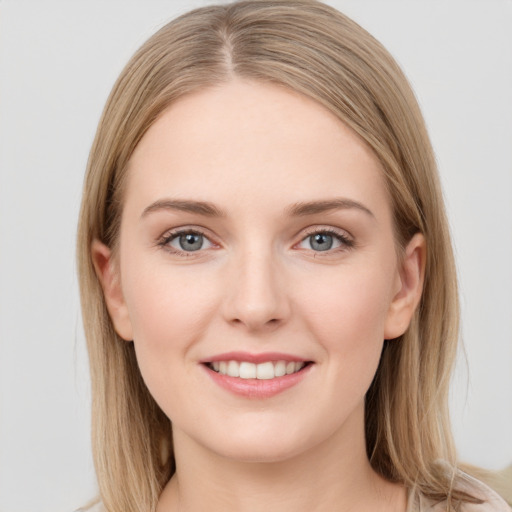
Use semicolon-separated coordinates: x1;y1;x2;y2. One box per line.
180;233;203;251
311;233;333;251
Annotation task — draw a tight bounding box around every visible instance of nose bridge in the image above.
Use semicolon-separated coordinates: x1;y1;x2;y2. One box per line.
223;236;289;331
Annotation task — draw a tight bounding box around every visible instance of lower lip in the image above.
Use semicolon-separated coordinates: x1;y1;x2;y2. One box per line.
203;364;313;399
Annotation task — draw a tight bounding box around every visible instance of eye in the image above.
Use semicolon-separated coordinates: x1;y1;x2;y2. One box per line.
160;229;215;254
297;229;353;252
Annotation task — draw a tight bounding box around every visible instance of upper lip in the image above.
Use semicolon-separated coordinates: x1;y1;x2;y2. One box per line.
200;351;311;364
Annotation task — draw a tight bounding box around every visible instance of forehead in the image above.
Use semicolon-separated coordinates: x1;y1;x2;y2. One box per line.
125;79;389;219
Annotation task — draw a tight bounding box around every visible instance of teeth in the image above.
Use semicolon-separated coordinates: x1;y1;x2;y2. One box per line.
274;360;286;377
212;360;306;379
256;362;275;380
239;362;256;379
227;360;240;377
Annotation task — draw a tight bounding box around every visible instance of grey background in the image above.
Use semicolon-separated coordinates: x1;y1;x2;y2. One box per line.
1;1;511;511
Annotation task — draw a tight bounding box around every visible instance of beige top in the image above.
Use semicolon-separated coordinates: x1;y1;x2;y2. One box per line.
407;470;511;511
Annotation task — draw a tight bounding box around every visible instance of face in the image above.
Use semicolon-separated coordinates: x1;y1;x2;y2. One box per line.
94;79;424;463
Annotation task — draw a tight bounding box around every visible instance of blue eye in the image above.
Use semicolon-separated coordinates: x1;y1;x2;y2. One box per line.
177;233;204;251
309;233;334;251
159;227;352;256
164;231;214;253
298;229;352;252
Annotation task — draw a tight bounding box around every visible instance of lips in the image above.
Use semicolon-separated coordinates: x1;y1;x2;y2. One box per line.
201;352;313;398
208;360;306;379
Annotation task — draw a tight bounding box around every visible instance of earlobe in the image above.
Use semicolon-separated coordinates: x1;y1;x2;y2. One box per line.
91;239;133;341
384;233;426;340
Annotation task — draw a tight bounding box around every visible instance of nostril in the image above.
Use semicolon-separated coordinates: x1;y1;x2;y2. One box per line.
229;317;281;329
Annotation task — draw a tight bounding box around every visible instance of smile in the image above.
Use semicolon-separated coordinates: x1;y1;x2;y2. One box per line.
201;352;314;398
208;360;307;380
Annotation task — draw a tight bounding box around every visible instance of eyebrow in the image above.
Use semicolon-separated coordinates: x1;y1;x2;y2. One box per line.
141;199;227;218
141;197;374;219
285;198;375;218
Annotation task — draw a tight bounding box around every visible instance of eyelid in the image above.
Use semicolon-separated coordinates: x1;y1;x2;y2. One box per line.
156;224;355;257
300;225;353;240
157;226;220;256
294;225;355;253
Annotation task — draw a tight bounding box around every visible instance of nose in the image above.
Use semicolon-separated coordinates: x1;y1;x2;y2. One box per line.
222;243;290;332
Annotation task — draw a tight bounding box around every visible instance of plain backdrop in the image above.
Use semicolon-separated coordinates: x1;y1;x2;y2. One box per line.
0;1;511;511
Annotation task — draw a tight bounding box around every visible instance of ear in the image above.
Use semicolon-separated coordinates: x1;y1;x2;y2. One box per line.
91;239;133;341
384;233;426;340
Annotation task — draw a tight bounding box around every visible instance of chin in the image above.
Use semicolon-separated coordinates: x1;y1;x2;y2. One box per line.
195;415;330;465
212;438;307;464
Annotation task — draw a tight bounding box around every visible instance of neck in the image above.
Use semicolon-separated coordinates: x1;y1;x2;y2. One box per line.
157;404;407;512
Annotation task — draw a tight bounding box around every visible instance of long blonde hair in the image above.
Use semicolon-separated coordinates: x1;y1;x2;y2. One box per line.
77;1;470;510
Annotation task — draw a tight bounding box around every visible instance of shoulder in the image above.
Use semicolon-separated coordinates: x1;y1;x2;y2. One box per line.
411;469;511;512
454;470;511;512
73;501;103;512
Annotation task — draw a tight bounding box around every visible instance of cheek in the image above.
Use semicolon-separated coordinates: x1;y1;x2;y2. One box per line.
297;261;394;385
124;257;218;340
120;259;220;404
302;263;393;342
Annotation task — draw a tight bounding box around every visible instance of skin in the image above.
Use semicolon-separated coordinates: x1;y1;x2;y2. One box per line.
93;79;425;512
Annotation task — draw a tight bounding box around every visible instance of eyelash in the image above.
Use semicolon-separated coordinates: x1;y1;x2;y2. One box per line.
300;227;354;253
157;227;354;257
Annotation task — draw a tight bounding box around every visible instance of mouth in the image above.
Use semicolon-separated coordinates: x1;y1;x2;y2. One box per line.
205;360;311;380
201;353;314;398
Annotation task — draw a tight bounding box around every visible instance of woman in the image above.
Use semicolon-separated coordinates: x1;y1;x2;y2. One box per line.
76;1;511;511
